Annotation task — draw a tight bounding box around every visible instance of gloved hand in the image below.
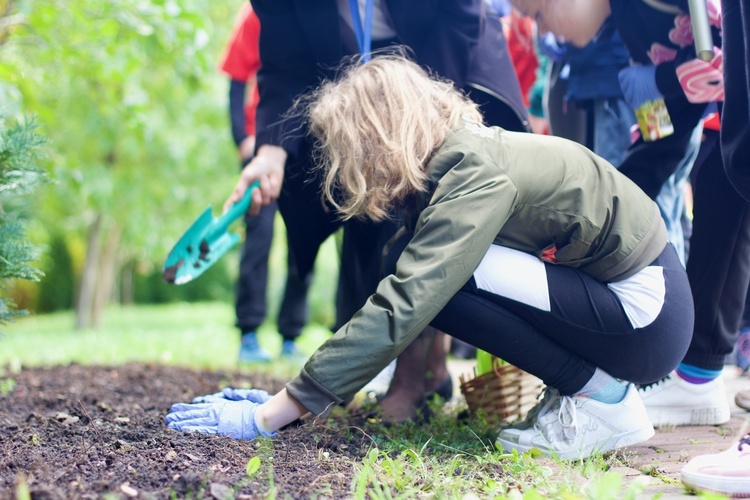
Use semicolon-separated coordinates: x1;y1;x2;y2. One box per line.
676;48;724;103
166;399;276;440
538;32;567;62
192;387;272;404
618;65;663;111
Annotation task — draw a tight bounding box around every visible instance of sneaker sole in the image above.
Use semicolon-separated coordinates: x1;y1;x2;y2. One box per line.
647;406;731;427
736;396;750;412
682;470;750;498
496;425;655;461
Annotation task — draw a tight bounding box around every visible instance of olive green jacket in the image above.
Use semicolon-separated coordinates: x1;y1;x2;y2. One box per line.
287;120;667;416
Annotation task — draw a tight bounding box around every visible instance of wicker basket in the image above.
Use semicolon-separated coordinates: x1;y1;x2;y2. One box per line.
459;359;544;423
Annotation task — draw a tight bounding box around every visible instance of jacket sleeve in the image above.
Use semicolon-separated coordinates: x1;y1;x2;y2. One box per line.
285;147;518;416
251;0;319;161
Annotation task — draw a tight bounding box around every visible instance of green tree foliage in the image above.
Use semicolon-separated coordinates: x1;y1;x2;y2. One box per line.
0;0;240;327
0;118;47;327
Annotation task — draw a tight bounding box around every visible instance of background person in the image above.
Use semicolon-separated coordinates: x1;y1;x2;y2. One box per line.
219;3;311;363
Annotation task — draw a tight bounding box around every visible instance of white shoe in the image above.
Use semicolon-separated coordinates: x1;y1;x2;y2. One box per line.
681;433;750;497
496;384;654;461
638;372;730;426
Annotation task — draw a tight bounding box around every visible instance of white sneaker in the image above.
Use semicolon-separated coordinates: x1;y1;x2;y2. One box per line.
681;433;750;497
496;384;654;461
638;372;730;426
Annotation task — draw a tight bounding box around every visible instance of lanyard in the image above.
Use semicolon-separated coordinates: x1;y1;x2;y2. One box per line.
348;0;374;61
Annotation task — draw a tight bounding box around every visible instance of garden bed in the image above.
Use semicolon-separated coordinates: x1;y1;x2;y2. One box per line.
0;363;372;498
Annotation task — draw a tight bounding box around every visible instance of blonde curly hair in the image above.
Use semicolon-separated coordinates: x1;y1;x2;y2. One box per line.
306;54;483;221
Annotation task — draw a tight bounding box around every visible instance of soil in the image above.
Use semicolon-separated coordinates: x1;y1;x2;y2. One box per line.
0;363;372;499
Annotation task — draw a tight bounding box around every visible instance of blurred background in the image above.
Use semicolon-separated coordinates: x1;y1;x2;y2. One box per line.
0;0;337;369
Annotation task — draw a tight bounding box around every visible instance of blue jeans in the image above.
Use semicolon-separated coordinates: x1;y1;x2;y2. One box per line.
593;97;636;167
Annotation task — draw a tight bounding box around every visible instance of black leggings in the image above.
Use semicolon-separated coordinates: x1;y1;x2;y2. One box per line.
432;244;694;395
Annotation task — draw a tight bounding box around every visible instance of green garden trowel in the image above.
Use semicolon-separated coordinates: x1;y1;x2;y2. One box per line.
162;181;260;285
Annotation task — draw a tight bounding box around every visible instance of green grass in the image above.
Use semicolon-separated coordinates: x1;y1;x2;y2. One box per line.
1;222;341;370
0;302;332;370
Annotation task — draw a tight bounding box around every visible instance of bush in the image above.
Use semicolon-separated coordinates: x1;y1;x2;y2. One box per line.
37;234;75;312
131;258;235;305
0;118;47;328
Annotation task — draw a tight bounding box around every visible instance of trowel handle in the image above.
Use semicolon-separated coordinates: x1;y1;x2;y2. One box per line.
687;0;714;61
213;180;261;235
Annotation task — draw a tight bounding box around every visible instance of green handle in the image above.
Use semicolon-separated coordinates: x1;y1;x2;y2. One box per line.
211;180;260;236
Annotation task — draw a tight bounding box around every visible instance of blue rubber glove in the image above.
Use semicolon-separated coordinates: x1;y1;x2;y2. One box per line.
618;65;663;111
538;32;567;62
166;399;276;440
192;387;272;404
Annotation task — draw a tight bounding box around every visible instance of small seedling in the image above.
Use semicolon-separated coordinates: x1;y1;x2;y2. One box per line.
0;377;16;396
246;456;261;477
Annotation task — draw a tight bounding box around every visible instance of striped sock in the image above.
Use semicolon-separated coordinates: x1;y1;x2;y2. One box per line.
577;368;627;404
676;363;722;384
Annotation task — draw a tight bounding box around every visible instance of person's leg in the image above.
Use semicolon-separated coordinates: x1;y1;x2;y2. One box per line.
235;202;277;362
433;245;692;390
431;245;691;459
721;0;750;201
336;216;401;329
545;61;588;144
359;226;452;420
377;326;437;422
639;139;750;426
653;122;703;266
685;142;750;368
678;4;750;493
277;244;312;359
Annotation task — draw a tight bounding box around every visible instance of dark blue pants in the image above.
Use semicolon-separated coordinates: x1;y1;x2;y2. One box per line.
235;200;311;339
432;244;693;395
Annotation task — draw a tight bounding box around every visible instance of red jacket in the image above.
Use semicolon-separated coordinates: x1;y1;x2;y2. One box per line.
218;3;261;136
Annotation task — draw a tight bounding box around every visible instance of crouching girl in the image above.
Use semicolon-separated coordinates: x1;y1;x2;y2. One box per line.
167;55;693;460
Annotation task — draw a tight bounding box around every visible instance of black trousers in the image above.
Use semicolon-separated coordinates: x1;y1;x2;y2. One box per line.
432;245;693;395
235;200;311;339
684;135;750;369
721;0;750;200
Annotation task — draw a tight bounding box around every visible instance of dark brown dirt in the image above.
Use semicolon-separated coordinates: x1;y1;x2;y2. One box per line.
0;363;372;499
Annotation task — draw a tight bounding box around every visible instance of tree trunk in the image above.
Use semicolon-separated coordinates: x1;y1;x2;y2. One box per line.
75;213;102;329
91;222;121;328
119;261;134;305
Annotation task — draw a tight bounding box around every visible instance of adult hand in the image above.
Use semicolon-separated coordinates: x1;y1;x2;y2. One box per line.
528;114;550;135
224;144;287;216
166;399;276;440
192;387;272;404
538;32;566;62
618;65;663;111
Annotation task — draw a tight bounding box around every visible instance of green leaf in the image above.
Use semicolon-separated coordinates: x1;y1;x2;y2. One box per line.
245;456;261;477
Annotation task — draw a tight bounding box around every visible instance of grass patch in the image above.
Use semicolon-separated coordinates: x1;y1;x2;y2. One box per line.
0;302;332;370
337;400;642;499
